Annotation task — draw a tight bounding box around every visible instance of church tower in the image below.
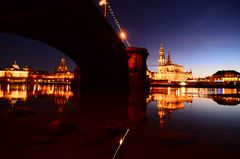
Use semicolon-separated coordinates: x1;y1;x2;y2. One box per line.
166;49;172;65
158;44;166;66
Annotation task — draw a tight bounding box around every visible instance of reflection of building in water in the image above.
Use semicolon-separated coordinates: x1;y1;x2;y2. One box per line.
0;84;27;107
209;95;240;106
149;87;192;127
214;88;238;95
0;58;74;84
31;84;73;99
0;84;73;110
148;44;192;82
55;96;69;113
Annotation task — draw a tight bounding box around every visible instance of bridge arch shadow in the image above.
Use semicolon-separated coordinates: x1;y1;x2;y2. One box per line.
0;0;129;89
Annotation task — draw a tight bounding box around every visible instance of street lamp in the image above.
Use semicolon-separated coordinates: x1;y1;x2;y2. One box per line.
99;0;107;17
120;31;126;42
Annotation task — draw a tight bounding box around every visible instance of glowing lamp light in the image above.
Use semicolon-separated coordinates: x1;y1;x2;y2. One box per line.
119;138;123;145
180;81;187;86
99;0;106;6
112;129;129;159
120;31;126;41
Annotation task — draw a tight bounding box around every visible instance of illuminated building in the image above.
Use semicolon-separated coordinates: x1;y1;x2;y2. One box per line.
31;58;74;84
0;70;5;77
53;58;74;83
0;61;29;83
210;70;240;82
0;58;74;84
151;44;192;82
55;58;68;73
31;71;53;83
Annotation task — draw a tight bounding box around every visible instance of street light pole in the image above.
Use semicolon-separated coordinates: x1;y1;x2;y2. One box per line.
99;0;107;17
104;0;107;17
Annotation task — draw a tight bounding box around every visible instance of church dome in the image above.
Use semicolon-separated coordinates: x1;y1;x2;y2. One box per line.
55;58;68;73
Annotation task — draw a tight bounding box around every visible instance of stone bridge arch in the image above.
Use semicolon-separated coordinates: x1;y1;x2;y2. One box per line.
0;0;129;88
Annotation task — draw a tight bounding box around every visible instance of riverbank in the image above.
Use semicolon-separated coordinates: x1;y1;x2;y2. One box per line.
150;80;240;88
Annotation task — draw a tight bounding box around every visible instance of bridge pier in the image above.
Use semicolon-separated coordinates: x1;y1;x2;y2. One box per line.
126;47;149;88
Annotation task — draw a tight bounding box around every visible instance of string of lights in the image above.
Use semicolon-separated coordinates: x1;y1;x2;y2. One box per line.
99;0;131;47
107;2;131;47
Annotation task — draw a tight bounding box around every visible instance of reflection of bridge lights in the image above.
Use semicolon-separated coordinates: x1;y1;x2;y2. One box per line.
119;138;123;145
112;129;129;159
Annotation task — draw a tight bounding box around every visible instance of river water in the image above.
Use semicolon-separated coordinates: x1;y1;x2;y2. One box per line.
0;84;240;159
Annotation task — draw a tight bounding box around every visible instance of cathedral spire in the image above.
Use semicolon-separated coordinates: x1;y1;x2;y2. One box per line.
167;49;172;64
160;43;164;48
158;43;166;66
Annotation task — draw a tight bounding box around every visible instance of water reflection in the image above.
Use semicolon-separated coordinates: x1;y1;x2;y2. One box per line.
209;95;240;106
185;88;239;106
0;83;73;114
148;87;193;127
1;85;240;159
183;87;238;96
146;87;240;127
0;84;27;106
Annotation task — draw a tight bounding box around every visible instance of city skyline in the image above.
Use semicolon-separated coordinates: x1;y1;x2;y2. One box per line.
0;0;240;78
0;33;75;72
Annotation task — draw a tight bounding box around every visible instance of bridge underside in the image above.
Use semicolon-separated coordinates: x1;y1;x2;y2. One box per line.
0;0;129;88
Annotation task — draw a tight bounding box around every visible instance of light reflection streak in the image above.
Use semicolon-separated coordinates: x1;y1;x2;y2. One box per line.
112;129;130;159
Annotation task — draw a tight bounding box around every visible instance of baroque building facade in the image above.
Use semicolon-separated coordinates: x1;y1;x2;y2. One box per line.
209;70;240;82
53;58;74;82
152;44;192;82
0;61;29;82
0;58;74;84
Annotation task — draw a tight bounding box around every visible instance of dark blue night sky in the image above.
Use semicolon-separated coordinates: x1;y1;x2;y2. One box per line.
0;33;75;73
103;0;240;77
0;0;240;77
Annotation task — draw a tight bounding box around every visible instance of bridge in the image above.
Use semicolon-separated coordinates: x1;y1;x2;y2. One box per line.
0;0;148;89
